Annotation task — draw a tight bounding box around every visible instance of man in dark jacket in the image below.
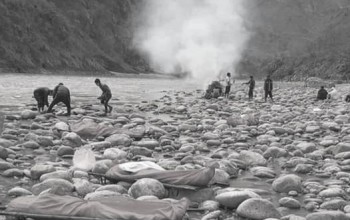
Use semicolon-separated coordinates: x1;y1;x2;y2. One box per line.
264;75;273;102
317;86;328;100
243;76;255;100
47;83;71;115
33;87;53;112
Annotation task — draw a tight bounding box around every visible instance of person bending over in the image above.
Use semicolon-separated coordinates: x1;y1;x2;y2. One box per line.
33;87;53;112
317;86;328;100
47;83;71;115
95;78;113;114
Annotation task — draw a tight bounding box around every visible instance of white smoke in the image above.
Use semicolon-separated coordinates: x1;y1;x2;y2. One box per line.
134;0;249;83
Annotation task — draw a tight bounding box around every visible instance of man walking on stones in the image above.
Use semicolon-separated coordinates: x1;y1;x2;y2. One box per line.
47;83;71;116
95;78;113;114
243;76;255;100
264;75;273;102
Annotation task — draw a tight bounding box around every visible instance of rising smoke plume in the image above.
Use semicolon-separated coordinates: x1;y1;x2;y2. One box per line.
134;0;249;83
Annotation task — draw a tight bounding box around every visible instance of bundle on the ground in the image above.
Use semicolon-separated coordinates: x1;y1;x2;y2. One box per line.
6;193;189;220
106;163;215;187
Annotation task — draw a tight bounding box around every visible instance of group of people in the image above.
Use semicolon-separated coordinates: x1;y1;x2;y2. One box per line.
317;86;350;102
33;79;112;116
224;73;274;102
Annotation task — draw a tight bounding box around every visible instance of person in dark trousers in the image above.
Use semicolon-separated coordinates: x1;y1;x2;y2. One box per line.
243;76;255;100
47;83;71;115
317;86;328;100
224;72;232;98
33;87;53;112
264;75;273;102
95;78;113;114
346;95;350;102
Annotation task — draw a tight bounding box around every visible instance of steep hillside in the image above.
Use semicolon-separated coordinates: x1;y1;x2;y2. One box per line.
0;0;149;74
1;0;349;79
239;0;350;81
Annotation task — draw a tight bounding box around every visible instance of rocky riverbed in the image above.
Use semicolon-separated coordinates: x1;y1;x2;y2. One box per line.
0;80;350;220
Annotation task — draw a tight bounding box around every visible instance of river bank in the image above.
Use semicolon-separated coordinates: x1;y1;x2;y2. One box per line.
0;75;350;219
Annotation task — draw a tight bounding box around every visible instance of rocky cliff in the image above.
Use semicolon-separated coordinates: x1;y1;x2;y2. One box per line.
0;0;149;74
239;0;350;81
1;0;349;80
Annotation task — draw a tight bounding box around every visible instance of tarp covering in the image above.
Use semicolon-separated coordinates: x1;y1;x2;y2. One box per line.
106;165;215;187
7;193;189;220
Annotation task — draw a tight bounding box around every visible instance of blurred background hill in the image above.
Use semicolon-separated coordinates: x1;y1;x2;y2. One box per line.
239;0;350;81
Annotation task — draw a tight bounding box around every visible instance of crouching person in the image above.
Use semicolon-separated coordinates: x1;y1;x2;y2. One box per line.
33;87;53;112
317;86;328;100
47;83;71;116
346;94;350;102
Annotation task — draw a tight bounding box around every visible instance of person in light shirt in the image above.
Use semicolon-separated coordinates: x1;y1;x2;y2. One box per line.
224;72;232;98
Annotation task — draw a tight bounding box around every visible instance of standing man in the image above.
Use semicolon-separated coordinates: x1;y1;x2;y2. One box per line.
47;83;71;116
95;78;113;114
264;75;273;102
243;76;255;100
33;87;53;112
224;72;232;98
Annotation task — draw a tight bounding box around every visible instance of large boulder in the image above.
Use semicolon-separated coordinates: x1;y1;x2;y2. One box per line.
296;142;317;153
8;187;33;197
92;160;113;174
31;178;74;195
37;136;54;147
0;159;15;171
306;211;348;220
239;150;267;166
21;110;37;120
129;146;153;157
105;134;132;147
0;146;8;160
39;170;72;182
57;146;75;157
272;174;303;193
73;178;94;197
128;178;166;199
30;164;55;180
23;141;40;149
279;197;301;209
0;138;14;148
136;140;159;150
54;122;70;131
62;132;82;148
236;198;281;220
215;191;260;209
103;148;127;160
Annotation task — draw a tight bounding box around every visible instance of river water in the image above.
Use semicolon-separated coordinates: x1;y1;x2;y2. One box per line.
0;73;203;133
0;73;203;107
